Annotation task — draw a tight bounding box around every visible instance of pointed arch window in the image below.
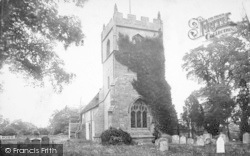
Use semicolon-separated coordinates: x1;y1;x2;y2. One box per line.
107;76;110;89
131;100;147;128
132;34;143;44
106;40;110;57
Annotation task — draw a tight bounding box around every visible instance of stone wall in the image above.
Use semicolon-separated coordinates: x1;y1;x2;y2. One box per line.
93;91;105;137
110;73;138;131
102;11;162;41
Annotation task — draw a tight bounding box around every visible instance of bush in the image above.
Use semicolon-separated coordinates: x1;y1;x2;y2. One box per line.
33;130;40;136
100;127;133;145
21;129;33;135
1;127;17;136
38;128;50;135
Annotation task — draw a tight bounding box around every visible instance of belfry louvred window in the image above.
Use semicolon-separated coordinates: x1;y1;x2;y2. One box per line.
131;100;147;128
132;34;143;44
106;39;110;57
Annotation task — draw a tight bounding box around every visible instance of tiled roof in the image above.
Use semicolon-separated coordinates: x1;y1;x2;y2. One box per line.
81;92;99;114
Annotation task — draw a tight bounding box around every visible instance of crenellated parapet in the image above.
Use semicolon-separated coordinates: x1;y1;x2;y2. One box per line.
101;5;162;41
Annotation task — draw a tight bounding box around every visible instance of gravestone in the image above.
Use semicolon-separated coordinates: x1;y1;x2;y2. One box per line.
211;138;216;144
155;138;160;147
180;136;187;144
220;133;229;143
159;138;169;152
24;138;30;144
196;136;204;146
243;132;250;144
172;135;179;144
216;135;225;153
155;137;169;152
31;138;41;144
41;136;50;144
161;134;171;143
203;133;212;142
187;138;194;144
205;138;212;145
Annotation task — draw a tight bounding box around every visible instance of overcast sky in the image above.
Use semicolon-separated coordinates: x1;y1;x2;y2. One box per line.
0;0;248;127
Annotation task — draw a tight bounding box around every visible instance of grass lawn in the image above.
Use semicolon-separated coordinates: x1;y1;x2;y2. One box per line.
2;135;250;156
63;140;250;156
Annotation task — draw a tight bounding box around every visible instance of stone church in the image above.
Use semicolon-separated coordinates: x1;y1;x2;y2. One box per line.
79;4;163;142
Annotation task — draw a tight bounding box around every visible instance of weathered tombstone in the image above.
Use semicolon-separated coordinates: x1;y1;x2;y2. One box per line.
24;138;30;144
243;132;250;144
155;138;159;147
203;133;212;142
216;135;225;153
187;138;194;144
156;137;169;152
161;134;171;143
180;136;187;144
220;133;229;143
196;136;205;146
41;136;50;144
211;138;216;144
205;138;212;145
172;135;179;144
159;139;168;152
31;138;41;144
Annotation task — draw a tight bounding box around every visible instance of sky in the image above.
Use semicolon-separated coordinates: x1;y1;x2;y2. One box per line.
0;0;249;127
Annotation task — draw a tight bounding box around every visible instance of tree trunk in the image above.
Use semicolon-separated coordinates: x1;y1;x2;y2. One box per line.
226;120;230;141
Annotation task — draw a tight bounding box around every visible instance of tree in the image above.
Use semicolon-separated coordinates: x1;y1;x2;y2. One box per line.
0;118;37;135
233;20;250;139
0;0;86;92
235;79;250;139
0;115;10;132
38;127;50;135
49;106;79;135
183;20;250;136
183;36;244;87
1;126;17;135
182;92;204;137
9;119;37;135
115;33;178;134
201;85;235;136
182;35;244;135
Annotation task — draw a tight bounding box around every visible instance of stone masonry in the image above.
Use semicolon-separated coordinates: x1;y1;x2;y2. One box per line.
80;4;163;141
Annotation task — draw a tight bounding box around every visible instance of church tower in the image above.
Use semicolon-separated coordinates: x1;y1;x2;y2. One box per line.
100;4;163;141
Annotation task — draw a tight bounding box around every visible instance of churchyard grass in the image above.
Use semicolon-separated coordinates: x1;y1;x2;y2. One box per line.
63;141;250;156
2;134;250;156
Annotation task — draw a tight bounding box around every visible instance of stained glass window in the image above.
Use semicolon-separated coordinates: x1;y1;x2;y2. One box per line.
131;111;135;128
130;99;148;128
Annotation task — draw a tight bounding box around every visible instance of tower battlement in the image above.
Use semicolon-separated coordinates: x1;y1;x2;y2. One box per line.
101;5;162;40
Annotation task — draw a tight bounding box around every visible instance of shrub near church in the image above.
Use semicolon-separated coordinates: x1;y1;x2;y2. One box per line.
100;127;133;145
